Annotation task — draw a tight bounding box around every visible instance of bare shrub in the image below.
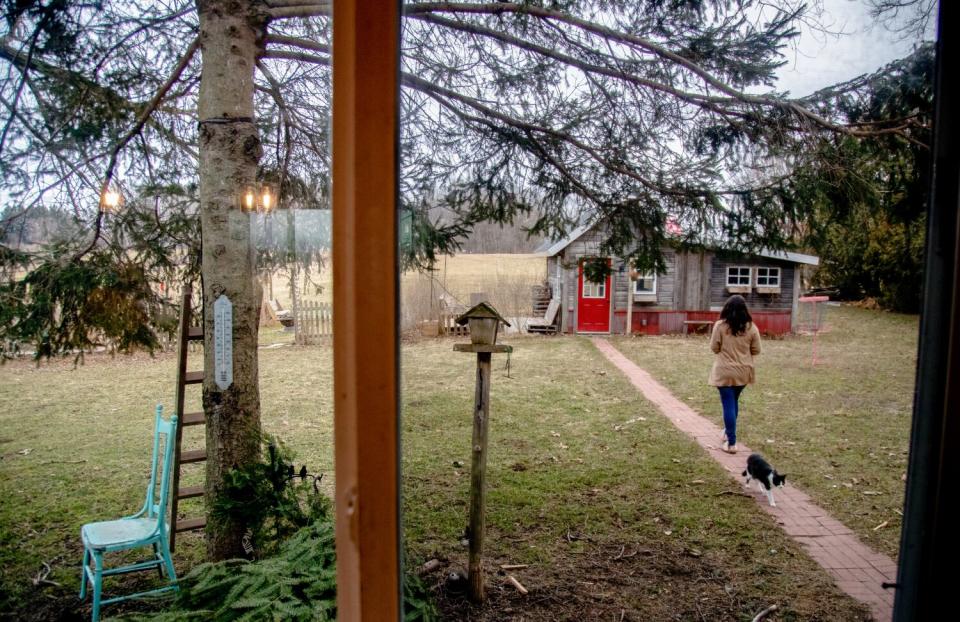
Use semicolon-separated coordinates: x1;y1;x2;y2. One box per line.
401;273;442;332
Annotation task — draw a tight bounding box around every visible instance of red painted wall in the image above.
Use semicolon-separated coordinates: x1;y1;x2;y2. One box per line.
613;310;793;335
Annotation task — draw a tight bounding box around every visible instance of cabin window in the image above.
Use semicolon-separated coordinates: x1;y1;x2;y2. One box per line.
727;266;751;285
756;266;780;287
634;273;657;296
755;266;782;294
726;266;752;294
582;279;606;299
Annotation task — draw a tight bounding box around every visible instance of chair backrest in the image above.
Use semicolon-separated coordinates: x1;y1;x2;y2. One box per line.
140;405;178;523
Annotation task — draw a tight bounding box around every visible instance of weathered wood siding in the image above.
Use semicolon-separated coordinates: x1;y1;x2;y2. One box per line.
672;250;712;310
544;255;565;330
709;257;795;311
610;248;676;311
546;256;561;298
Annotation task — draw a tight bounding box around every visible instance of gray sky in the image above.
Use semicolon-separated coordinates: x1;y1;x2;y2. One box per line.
773;0;937;97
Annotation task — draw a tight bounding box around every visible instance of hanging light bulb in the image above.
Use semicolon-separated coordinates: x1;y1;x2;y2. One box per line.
260;184;274;213
241;185;257;212
101;188;122;212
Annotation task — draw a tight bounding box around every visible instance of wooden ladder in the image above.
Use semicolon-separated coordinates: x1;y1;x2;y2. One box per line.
170;285;207;551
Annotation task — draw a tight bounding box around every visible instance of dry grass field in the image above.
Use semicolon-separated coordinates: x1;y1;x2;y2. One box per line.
266;253;545;302
403;253;546;300
262;253;547;331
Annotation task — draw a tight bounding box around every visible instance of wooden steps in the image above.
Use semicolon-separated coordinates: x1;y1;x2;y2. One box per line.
170;285;208;551
181;411;205;426
183;371;204;385
179;449;206;464
174;517;206;533
177;485;205;500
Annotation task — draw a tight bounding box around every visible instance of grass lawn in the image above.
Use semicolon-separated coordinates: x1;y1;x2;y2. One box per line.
1;335;872;620
611;304;918;560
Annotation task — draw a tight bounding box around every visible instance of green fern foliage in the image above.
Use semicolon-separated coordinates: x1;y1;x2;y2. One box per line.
109;519;438;621
210;435;331;557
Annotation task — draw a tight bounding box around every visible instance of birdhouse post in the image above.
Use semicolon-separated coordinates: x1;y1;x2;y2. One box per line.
453;302;512;603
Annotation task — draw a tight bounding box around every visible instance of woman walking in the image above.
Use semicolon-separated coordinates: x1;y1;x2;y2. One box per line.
709;295;762;454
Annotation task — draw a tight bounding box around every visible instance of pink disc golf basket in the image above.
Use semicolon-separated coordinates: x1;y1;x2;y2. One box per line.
797;295;829;365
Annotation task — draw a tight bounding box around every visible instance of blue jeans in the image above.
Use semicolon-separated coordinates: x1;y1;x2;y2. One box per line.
717;385;745;445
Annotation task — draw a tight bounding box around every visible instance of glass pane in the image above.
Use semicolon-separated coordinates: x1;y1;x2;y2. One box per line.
636;275;656;293
0;2;337;617
389;2;933;620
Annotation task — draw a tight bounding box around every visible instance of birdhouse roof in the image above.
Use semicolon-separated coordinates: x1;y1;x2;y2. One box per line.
455;301;511;327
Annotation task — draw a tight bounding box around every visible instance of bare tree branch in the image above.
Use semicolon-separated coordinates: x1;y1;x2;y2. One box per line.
74;36;201;260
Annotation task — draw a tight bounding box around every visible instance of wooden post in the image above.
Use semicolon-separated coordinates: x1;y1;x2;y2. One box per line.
626;275;634;336
332;0;401;617
468;351;492;602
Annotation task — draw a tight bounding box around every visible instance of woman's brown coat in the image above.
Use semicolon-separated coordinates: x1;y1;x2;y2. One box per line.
708;320;762;386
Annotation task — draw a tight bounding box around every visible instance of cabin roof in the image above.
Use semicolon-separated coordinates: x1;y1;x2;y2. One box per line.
532;220;595;256
534;219;819;266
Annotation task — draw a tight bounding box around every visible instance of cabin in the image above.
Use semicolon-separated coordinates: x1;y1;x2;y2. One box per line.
534;220;819;336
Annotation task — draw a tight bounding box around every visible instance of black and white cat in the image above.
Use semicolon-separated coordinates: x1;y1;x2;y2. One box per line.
742;453;787;507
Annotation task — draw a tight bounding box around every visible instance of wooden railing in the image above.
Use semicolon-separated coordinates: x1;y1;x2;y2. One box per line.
531;284;552;315
296;301;333;344
439;312;469;337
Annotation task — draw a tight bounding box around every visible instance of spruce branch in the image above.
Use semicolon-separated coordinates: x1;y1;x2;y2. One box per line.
75;36;201;261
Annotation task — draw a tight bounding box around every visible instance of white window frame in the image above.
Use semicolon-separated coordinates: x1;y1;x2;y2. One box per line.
755;266;782;294
582;278;606;299
633;273;657;299
755;266;781;287
726;266;752;293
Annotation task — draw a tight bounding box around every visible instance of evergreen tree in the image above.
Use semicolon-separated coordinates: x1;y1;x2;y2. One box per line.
0;0;935;555
782;44;934;311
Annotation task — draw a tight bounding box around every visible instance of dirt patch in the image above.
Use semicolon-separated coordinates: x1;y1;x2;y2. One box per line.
425;535;873;621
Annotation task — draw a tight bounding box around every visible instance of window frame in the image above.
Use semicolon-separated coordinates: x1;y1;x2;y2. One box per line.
582;277;607;299
633;272;657;299
755;266;782;294
332;1;401;619
726;265;752;293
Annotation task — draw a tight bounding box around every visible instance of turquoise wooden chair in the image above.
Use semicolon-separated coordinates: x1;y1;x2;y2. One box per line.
79;406;179;621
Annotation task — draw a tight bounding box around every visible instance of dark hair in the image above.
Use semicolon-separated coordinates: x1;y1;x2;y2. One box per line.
720;295;752;336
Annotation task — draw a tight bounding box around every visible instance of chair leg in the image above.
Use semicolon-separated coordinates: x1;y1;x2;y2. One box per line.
91;550;103;622
79;547;89;600
153;543;164;578
159;537;178;588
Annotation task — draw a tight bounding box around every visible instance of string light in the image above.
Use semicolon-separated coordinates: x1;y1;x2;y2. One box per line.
238;183;277;213
101;188;122;212
261;185;273;212
242;186;257;212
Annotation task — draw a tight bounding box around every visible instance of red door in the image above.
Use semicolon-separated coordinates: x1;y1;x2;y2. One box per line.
577;259;611;333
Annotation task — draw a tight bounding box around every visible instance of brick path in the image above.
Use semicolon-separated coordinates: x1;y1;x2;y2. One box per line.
592;337;897;621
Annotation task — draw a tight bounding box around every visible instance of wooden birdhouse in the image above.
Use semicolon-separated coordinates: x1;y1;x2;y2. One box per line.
456;302;511;345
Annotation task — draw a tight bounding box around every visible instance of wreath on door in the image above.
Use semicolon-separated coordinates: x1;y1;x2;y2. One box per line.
582;257;611;284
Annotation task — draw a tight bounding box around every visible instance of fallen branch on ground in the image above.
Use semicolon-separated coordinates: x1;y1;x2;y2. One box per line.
32;559;61;588
420;559;444;574
506;575;528;595
751;604;779;622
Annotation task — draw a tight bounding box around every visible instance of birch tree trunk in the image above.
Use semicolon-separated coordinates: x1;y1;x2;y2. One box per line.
196;0;266;560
